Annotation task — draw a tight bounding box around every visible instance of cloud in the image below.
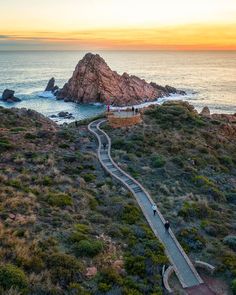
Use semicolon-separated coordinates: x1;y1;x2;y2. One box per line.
1;23;236;50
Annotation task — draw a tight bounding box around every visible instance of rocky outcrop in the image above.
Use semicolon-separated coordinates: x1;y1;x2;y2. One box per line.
57;53;186;106
200;106;211;117
44;77;59;95
1;89;21;102
58;111;74;119
212;113;236;123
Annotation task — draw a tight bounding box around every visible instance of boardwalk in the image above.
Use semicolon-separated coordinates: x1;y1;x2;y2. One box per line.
88;119;204;289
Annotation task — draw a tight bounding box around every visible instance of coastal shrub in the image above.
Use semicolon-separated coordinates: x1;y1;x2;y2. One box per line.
193;175;215;187
59;143;70;149
99;268;123;286
151;155;166;168
73;239;103;257
178;227;206;252
63;153;77;163
232;279;236;295
125;255;146;277
127;166;139;178
41;176;53;186
69;223;91;243
178;201;211;221
0;264;28;293
112;139;126;149
145;102;201;129
122;204;142;224
83;173;96;182
24;132;37;140
226;192;236;204
46;253;82;286
98;282;112;292
219;155;233;167
57;130;74;141
0;138;14;152
221;251;236;276
223;236;236;251
47;192;73;207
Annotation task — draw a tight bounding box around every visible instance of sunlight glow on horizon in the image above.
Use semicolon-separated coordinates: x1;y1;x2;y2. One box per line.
0;0;236;50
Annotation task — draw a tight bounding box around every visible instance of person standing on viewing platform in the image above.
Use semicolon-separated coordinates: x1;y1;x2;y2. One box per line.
152;204;157;216
132;106;135;114
107;105;110;112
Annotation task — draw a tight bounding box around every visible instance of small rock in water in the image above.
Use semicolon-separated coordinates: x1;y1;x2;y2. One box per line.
1;89;21;102
58;111;74;119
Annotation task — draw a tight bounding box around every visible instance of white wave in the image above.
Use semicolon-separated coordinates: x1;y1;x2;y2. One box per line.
110;93;192;111
92;102;103;106
38;91;55;99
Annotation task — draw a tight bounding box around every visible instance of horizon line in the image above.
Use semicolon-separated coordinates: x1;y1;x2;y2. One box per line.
1;49;236;52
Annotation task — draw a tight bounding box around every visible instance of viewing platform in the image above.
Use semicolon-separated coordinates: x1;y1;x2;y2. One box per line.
107;110;142;128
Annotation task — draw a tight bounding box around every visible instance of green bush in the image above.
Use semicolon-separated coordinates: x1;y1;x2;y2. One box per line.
0;138;14;152
83;173;96;183
145;101;203;129
125;255;146;277
24;132;37;140
122;204;142;224
232;279;236;295
69;223;91;243
219;155;233;167
223;236;236;251
47;192;73;207
0;264;28;293
41;176;53;186
151;155;166;168
178;227;206;252
98;282;112;292
47;253;82;286
74;239;103;257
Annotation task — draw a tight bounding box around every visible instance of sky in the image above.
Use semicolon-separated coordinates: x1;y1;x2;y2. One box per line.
0;0;236;50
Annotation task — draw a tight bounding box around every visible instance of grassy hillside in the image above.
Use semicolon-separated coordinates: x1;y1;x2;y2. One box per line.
0;107;166;295
106;101;236;293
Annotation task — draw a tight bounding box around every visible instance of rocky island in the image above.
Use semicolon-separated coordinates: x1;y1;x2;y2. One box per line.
55;53;186;106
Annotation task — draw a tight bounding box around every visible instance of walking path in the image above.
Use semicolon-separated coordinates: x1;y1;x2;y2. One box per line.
88;119;204;289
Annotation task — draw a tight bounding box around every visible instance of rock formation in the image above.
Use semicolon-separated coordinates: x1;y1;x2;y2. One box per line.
1;89;21;102
56;53;186;106
45;77;59;95
200;106;211;117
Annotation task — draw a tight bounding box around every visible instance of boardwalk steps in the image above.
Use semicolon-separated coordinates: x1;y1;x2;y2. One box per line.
88;119;204;290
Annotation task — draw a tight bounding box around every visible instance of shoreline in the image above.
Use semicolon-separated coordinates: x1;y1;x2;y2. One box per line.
1;90;236;126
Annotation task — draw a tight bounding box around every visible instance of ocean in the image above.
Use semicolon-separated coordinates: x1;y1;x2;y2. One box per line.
0;50;235;123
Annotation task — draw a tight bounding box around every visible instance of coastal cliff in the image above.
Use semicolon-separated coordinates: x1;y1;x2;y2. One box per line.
56;53;186;106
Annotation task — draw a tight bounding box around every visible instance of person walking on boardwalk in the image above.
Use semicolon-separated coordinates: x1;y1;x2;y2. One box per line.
152;204;157;216
164;220;170;231
132;106;135;114
103;142;107;150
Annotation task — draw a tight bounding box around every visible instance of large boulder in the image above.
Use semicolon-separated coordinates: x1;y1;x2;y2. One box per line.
1;89;21;102
57;53;186;106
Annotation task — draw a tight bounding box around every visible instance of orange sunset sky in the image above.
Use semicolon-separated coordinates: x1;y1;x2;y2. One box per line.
0;0;236;50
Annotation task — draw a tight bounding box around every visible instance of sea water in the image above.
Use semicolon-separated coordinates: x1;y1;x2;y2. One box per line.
0;50;235;123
